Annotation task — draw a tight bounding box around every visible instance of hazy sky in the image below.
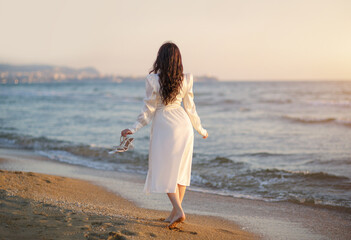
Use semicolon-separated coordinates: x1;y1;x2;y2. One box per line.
0;0;350;80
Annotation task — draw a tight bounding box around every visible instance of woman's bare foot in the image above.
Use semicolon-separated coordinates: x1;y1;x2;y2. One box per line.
167;211;186;229
164;208;175;223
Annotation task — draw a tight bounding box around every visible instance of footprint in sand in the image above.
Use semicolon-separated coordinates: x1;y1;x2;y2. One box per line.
216;228;234;234
149;232;157;237
34;211;49;217
43;179;51;183
25;172;36;177
107;231;128;240
111;220;125;226
168;226;198;235
91;221;103;226
81;224;91;230
100;222;116;231
120;229;138;236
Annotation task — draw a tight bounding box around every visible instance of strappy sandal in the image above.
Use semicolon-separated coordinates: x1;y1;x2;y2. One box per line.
109;136;134;154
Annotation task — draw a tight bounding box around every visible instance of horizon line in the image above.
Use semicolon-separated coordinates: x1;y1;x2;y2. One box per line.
1;62;350;82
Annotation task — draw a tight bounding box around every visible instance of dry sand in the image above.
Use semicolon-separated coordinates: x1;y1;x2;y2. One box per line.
0;169;259;240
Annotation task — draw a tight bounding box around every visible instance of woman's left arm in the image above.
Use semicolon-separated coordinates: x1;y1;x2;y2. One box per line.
123;75;157;135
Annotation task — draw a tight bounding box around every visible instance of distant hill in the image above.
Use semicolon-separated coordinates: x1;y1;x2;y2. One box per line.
0;64;218;84
0;64;99;75
0;64;113;84
193;75;218;82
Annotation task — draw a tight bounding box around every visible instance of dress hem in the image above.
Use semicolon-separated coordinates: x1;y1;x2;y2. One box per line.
143;183;190;194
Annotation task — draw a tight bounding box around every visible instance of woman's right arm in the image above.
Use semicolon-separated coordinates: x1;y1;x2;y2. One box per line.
122;74;157;136
183;74;208;138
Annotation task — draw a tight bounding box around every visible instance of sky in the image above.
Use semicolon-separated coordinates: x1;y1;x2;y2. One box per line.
0;0;350;81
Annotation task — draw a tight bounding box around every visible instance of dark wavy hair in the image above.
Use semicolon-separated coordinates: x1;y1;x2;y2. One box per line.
149;42;184;105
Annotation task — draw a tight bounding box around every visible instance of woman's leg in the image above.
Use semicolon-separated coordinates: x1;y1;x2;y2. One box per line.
165;184;186;222
166;189;186;228
178;184;186;203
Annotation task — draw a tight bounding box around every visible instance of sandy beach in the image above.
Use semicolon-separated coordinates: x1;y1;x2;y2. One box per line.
0;151;258;240
1;147;351;240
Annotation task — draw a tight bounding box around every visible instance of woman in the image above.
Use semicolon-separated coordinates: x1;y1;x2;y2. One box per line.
121;42;208;228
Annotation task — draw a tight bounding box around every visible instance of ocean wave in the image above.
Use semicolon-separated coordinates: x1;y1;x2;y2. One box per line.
335;119;351;127
286;194;351;212
0;132;148;173
209;156;234;164
222;99;240;104
306;158;351;166
192;164;350;192
263;169;350;181
190;166;351;209
282;115;351;127
305;100;351;107
193;156;247;170
36;150;112;171
260;99;292;104
0;132;67;149
0;126;17;131
282;115;335;124
237;152;290;157
196;98;240;106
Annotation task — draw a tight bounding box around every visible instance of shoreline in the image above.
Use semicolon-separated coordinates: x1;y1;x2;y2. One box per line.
0;148;258;240
1;147;350;239
1;170;255;240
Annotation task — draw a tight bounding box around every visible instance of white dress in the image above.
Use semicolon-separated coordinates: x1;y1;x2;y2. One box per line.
129;73;207;193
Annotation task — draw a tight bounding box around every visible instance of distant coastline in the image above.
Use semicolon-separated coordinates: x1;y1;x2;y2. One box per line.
0;64;218;84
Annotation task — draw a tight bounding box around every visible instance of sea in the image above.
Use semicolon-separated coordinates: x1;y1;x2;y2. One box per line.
1;80;350;210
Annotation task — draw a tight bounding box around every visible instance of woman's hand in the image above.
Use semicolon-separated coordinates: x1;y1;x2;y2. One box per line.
203;132;208;139
121;129;132;137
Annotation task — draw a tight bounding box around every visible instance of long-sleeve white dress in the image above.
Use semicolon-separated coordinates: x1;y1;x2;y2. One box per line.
129;73;207;193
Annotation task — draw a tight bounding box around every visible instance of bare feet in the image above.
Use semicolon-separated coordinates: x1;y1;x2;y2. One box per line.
167;211;186;229
164;208;175;223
